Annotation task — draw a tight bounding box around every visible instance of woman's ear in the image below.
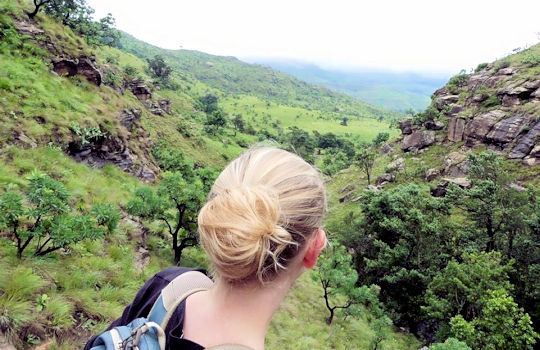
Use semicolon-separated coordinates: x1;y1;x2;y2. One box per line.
303;229;326;269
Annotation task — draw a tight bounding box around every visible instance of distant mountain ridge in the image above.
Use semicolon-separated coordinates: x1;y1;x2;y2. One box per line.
246;59;450;113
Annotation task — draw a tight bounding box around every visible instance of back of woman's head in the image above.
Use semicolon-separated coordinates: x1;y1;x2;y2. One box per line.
198;147;326;284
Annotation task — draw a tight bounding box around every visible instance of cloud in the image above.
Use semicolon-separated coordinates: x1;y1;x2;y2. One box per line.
87;0;540;72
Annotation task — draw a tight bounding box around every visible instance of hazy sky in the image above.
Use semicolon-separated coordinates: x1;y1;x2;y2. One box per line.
87;0;539;74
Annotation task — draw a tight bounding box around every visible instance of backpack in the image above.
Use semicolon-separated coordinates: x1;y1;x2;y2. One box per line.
89;270;253;350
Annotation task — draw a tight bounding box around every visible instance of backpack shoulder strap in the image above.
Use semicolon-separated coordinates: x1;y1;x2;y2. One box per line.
148;270;214;329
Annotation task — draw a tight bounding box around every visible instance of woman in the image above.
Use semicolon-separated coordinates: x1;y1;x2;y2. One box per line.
86;147;327;350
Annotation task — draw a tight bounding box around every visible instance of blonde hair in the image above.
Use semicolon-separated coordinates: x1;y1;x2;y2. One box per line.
198;148;326;284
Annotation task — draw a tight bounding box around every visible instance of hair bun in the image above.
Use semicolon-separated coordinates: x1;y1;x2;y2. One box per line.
198;185;296;283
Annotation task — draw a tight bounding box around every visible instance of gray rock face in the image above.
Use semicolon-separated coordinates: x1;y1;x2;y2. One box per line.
447;117;466;141
401;131;436;152
399;118;414;135
486;114;528;144
464;110;505;144
509;122;540;158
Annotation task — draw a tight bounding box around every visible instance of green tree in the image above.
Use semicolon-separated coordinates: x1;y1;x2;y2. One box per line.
231;114;245;135
423;252;513;339
354;148;376;185
127;171;210;264
372;132;390;147
284;126;315;163
314;243;378;325
350;184;451;329
450;289;538;349
199;94;219;114
0;173;119;258
447;152;531;253
204;109;228;135
146;55;172;80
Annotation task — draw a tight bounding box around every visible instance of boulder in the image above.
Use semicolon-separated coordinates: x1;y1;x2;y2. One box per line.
380;143;393;154
52;58;78;77
506;183;527;192
522;144;540;166
435;95;459;111
486;114;528;145
76;57;102;86
375;173;396;186
365;185;382;192
444;152;469;177
431;177;472;197
447;117;466;142
498;67;515;76
399;118;414;135
158;99;172;114
464;110;505;144
425;168;440;181
472;93;489;102
339;189;356;203
401;131;435;152
502;94;521;107
449;105;464;115
387;157;405;172
425;120;444;130
126;79;152;100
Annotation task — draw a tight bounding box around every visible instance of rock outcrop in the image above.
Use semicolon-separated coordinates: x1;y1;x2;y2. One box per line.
52;57;102;86
401;131;435;151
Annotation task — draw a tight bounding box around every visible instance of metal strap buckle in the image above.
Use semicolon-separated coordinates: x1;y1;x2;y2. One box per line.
121;324;149;349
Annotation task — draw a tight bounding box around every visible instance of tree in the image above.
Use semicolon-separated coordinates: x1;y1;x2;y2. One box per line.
354;149;376;185
199;94;219;114
446;152;531;253
349;184;452;330
372;132;390;147
284;126;315;163
423;252;514;339
450;289;538;349
204;109;228;135
313;243;379;325
25;0;51;19
0;173;119;258
232;114;245;135
127;169;215;264
429;338;471;350
340;117;349;126
146;55;172;80
44;0;120;46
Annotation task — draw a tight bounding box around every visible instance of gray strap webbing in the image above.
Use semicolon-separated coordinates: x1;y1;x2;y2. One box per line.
152;271;214;329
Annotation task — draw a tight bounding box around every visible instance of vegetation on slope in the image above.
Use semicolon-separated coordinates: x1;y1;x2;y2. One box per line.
0;1;413;349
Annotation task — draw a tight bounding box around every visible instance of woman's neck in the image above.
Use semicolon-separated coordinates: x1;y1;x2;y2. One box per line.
182;275;295;350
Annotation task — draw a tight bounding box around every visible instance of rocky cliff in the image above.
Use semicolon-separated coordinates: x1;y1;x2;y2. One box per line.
398;44;540;167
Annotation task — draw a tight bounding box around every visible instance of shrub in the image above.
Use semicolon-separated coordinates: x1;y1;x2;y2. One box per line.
474;63;489;73
482;95;500;108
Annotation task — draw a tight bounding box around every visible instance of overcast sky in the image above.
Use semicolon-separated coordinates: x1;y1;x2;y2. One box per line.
87;0;539;74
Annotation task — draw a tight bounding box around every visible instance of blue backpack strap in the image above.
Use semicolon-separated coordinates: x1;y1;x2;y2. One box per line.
148;270;213;329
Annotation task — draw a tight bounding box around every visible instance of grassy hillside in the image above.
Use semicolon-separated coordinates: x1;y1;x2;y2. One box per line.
0;1;416;349
118;32;401;121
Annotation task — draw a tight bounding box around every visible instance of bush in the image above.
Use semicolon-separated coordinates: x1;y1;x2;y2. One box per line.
482;95;500;108
474;63;489;73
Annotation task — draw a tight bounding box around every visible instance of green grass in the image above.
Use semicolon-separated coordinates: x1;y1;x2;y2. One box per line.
221;95;399;141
